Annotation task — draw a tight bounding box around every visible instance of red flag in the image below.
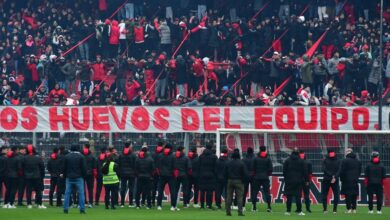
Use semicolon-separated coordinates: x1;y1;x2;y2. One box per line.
274;29;329;97
305;30;328;58
272;39;282;53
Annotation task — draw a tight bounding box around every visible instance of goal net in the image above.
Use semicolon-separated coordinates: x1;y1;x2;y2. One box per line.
216;129;390;175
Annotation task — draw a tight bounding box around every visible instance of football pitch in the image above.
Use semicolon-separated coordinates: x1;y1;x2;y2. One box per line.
0;204;387;220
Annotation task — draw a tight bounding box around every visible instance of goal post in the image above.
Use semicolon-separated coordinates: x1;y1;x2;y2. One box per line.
216;129;390;175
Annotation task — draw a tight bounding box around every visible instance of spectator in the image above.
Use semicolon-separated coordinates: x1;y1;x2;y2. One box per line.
109;20;120;58
0;0;387;107
60;59;78;95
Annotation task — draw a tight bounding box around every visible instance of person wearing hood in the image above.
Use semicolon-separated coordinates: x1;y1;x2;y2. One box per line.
23;145;45;209
242;147;255;211
81;144;97;208
173;146;192;208
225;148;248;216
198;142;217;210
156;143;178;211
62;144;87;214
102;153;119;210
283;148;307;216
365;152;386;214
109;20;120;58
176;55;187;97
117;142;137;207
47;147;62;207
252;146;273;212
95;147;107;206
57;146;68;207
4;147;21;209
135;147;154;209
215;148;229;209
151;142;164;206
337;148;361;214
299;150;313;213
321;149;341;213
157;19;172;57
16;146;27;207
186;147;200;208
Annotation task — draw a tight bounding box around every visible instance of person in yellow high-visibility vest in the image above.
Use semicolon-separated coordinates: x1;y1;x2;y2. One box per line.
102;153;119;210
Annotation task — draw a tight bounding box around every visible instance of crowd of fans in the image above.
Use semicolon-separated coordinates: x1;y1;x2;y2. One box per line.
1;0;390;107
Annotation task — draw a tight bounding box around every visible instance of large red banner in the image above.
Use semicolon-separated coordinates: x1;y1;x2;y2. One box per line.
0;106;389;133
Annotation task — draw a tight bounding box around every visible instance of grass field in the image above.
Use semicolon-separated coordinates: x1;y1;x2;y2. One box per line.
0;204;388;220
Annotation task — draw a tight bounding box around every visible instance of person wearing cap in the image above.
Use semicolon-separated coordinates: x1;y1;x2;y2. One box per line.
365;152;386;214
321;149;341;213
215;148;229;209
154;54;168;99
337;148;361;214
186;147;200;208
156;143;178;211
283;148;308;216
134;147;155;209
198;142;218;210
252;146;273;212
47;147;62;206
225;148;248;216
81;144;97;208
173;146;192;208
102;153;120;210
117;142;137;208
61;144;87;214
299;150;313;213
23;145;46;209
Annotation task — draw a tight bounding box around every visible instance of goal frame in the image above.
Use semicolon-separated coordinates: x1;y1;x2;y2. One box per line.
216;129;390;157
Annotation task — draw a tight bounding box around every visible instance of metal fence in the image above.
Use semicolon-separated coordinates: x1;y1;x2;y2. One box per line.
217;130;390;174
1;131;389;175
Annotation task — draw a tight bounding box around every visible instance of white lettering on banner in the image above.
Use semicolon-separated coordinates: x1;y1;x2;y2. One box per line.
0;106;388;133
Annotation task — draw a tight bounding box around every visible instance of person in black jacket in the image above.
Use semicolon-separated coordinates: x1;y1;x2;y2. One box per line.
4;147;21;209
117;142;137;207
62;144;87;214
337;148;361;214
81;144;97;208
135;147;155;209
47;148;61;207
17;146;27;206
151;142;164;206
215;148;229;209
95;147;107;206
321;149;340;213
198;143;217;210
252;146;273;212
365;152;386;214
173;146;192;208
242;147;255;211
24;145;45;209
225;148;248;216
156;144;178;211
283;149;307;216
0;146;7;206
186;147;200;208
57;146;68;207
299;150;313;213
